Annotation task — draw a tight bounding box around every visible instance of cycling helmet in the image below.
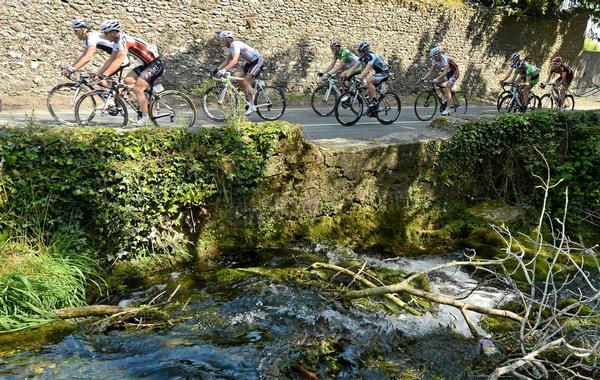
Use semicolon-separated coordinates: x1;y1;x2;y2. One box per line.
516;59;526;70
100;19;121;33
551;56;562;66
510;51;520;62
429;46;442;57
356;41;369;52
71;19;90;30
330;40;341;49
218;30;234;39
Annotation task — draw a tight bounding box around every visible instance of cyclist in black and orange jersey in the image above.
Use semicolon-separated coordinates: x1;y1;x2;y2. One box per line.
62;19;130;77
97;19;164;126
421;47;460;115
541;56;575;110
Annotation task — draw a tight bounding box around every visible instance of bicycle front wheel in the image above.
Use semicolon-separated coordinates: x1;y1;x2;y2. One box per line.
47;83;93;124
311;84;338;116
451;91;468;115
255;86;286;121
496;90;510;111
202;85;237;122
335;92;363;126
414;91;437;121
376;92;401;125
540;94;553;109
150;90;196;128
75;90;128;127
498;94;517;113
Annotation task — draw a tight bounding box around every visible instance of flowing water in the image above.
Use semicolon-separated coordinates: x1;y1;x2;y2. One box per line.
0;247;509;379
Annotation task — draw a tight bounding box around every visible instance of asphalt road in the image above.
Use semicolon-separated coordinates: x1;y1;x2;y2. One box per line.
0;101;502;147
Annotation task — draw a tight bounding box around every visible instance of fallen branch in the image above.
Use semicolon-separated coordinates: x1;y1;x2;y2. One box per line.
53;305;141;319
309;262;421;316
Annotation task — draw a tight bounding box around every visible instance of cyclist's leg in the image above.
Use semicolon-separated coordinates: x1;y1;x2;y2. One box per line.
133;58;165;116
364;74;376;101
521;82;531;110
241;57;264;103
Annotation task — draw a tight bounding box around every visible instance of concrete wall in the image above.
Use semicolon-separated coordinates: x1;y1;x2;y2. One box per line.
0;0;589;100
575;51;600;100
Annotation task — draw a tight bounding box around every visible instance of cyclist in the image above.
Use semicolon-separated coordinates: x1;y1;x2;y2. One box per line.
97;19;164;126
541;56;574;110
498;51;521;85
318;40;360;90
344;41;390;110
215;30;264;116
503;59;540;111
420;46;460;116
62;19;130;77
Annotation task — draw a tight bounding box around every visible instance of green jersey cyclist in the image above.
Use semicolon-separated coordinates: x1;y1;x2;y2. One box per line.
318;40;360;90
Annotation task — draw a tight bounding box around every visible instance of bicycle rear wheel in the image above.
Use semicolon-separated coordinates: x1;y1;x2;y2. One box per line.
47;83;93;124
414;91;437;121
311;84;338;116
563;94;575;110
202;85;237;122
75;90;128;127
150;90;196;128
375;92;401;125
255;86;286;121
540;94;553;109
451;91;468;115
335;92;363;126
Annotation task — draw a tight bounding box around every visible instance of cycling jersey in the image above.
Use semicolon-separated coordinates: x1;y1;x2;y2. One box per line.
522;63;540;79
112;33;159;64
432;55;459;78
84;31;130;66
550;64;574;82
227;41;261;63
336;48;359;68
359;52;389;74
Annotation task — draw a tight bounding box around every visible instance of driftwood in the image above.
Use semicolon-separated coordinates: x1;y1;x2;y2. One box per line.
53;305;141;319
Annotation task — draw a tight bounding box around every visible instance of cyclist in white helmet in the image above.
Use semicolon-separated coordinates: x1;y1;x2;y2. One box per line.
97;19;164;126
345;41;390;109
421;46;460;115
62;19;130;77
215;30;264;116
499;51;521;86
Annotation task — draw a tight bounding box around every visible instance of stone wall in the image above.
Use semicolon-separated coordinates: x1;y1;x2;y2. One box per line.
0;0;589;100
575;51;600;100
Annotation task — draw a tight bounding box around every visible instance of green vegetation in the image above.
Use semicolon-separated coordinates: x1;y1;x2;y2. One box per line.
584;36;600;51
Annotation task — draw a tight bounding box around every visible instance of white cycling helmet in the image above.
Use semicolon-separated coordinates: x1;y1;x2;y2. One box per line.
100;19;121;34
71;19;90;30
429;46;442;57
356;41;369;52
218;30;234;39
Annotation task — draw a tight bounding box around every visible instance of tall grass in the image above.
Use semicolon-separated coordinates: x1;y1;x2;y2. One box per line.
0;218;100;332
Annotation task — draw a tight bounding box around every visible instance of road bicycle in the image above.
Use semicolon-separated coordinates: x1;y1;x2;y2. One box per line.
74;74;196;128
414;81;467;121
310;74;347;116
201;72;286;122
334;77;401;126
539;83;575;111
497;83;540;113
47;66;128;125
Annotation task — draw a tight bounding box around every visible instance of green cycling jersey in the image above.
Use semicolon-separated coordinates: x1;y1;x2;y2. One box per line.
336;48;359;69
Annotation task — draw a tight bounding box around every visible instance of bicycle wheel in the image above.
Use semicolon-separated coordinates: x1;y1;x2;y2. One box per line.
498;94;517;113
375;92;401;125
528;95;540;110
202;85;237;122
414;91;437;121
496;90;510;111
47;83;93;124
540;94;553;109
255;86;286;121
150;90;196;128
311;84;338;116
334;91;363;126
451;91;468;115
75;90;128;127
563;94;575;110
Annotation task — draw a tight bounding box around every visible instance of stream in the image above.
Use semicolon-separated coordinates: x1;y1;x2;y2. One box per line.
0;247;511;379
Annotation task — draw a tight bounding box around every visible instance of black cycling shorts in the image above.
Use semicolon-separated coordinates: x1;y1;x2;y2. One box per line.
133;58;165;85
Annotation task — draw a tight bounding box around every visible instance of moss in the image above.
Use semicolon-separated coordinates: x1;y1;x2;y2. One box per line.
0;321;76;357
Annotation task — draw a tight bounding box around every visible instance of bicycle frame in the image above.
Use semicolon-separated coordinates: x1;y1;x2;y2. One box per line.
213;73;272;108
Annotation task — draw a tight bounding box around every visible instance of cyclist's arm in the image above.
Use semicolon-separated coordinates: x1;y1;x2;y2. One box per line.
97;49;127;76
322;59;336;74
433;65;448;83
221;51;240;71
72;46;97;70
422;65;435;80
505;71;519;84
357;63;372;81
500;67;514;82
327;59;345;75
556;72;567;86
345;61;360;77
216;56;231;71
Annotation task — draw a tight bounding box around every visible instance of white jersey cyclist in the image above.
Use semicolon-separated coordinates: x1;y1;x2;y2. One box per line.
226;41;261;63
431;54;460;83
84;31;130;66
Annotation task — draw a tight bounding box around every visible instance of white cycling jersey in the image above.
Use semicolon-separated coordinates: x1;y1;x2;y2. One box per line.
227;41;261;63
83;31;130;66
112;33;159;64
